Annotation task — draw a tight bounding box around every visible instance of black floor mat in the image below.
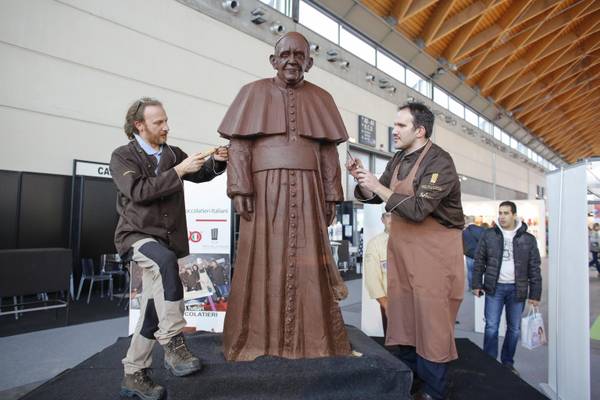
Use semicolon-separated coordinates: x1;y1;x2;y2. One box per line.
20;326;412;400
371;337;548;400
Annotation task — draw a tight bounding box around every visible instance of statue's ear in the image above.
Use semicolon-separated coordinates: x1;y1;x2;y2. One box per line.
304;56;314;73
269;54;277;70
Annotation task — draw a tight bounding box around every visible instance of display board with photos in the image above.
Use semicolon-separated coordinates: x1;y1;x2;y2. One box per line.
129;174;232;334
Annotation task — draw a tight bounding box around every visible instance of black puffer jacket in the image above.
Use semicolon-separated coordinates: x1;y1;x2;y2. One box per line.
472;222;542;301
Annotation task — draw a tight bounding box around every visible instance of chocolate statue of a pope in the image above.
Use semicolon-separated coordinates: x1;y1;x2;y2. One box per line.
218;32;351;361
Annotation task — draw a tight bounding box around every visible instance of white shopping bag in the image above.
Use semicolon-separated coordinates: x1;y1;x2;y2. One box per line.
521;306;547;349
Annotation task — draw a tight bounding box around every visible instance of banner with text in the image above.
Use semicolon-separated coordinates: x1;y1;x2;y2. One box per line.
129;174;231;335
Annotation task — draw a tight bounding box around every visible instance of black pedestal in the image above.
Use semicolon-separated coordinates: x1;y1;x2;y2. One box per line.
21;326;412;399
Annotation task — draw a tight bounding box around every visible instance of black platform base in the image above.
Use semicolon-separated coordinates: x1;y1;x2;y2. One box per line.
20;326;412;400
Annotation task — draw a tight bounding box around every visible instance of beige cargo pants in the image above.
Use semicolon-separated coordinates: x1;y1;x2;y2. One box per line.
122;238;186;374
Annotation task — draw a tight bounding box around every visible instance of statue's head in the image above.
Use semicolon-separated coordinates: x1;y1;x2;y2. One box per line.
270;32;313;85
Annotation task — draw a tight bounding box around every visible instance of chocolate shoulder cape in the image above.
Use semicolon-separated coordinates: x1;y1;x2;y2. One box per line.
218;78;348;144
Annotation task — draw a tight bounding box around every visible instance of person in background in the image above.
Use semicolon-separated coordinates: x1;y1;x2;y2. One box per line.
472;201;542;375
364;212;392;335
589;223;600;274
463;215;484;289
207;260;229;300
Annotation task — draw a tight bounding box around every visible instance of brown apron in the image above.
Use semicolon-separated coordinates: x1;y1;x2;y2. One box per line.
385;141;464;363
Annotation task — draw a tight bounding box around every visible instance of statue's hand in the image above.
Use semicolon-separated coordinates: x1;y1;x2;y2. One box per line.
332;282;349;301
325;201;336;226
233;195;254;221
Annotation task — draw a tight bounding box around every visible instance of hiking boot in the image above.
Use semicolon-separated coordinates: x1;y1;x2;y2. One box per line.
163;333;202;376
120;369;165;400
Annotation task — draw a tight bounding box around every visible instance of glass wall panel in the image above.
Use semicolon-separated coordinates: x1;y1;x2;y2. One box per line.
449;97;465;119
376;50;405;83
340;26;376;65
465;108;478;126
299;1;339;43
433;87;449;108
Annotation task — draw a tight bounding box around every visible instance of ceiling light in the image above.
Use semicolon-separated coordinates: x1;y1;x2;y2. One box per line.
250;7;266;24
222;0;240;13
270;22;285;35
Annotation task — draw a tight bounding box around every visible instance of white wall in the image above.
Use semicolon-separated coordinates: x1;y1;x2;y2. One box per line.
0;0;547;200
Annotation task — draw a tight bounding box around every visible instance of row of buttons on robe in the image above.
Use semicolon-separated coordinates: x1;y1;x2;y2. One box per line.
288;88;297;142
284;88;298;347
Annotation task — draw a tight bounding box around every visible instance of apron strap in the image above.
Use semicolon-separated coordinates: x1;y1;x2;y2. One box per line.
389;140;432;193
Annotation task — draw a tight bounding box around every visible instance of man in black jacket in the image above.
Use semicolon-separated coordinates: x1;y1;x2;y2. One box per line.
110;98;228;400
463;215;484;288
472;201;541;374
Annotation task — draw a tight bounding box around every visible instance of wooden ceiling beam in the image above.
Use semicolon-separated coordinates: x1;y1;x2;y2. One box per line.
421;0;458;45
521;0;598;48
527;84;600;131
494;22;600;98
541;103;599;142
443;1;498;61
522;78;600;127
389;0;413;23
503;44;600;111
560;132;598;160
550;121;598;153
430;0;500;46
509;49;600;114
398;0;438;24
495;11;600;101
515;72;591;120
507;11;600;107
501;40;600;108
453;0;536;65
477;1;576;92
524;84;600;131
544;109;599;145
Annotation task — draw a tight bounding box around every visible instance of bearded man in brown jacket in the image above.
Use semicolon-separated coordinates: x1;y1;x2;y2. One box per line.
110;98;228;400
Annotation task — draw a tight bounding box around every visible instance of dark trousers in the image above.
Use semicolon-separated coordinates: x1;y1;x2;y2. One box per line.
380;305;388;336
590;251;600;273
395;345;448;399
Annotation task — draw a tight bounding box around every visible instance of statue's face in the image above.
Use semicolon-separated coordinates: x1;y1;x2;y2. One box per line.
270;33;313;85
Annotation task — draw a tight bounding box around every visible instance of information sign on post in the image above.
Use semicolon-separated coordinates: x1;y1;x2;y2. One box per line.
358;115;376;147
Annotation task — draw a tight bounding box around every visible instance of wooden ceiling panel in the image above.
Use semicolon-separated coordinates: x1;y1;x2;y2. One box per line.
359;0;600;162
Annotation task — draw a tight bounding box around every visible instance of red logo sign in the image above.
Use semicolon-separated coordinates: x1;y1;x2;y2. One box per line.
189;231;202;243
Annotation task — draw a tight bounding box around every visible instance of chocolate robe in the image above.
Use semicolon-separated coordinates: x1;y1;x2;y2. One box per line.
218;77;351;361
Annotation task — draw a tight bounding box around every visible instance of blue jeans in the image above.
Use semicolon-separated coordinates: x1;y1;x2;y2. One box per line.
465;257;475;289
483;283;525;366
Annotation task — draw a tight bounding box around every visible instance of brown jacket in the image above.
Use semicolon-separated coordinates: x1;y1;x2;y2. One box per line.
356;142;464;229
110;139;225;258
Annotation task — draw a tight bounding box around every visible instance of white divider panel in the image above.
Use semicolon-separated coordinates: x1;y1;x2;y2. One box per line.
542;164;590;400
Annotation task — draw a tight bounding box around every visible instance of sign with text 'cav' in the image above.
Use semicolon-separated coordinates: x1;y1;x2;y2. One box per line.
74;160;111;178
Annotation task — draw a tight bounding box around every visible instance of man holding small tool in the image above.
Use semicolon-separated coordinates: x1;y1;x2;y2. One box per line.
348;103;464;400
110;97;228;400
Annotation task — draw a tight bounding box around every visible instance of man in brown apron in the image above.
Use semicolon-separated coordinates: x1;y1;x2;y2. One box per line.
348;102;464;400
